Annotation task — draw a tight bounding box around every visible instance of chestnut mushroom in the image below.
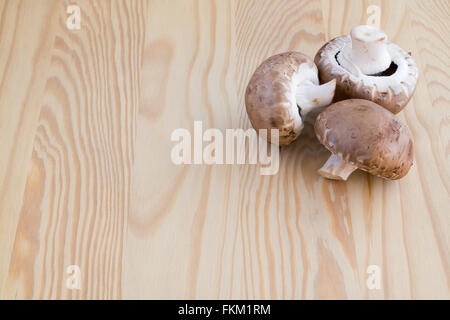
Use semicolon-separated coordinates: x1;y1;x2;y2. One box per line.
315;99;414;181
314;25;418;114
245;52;336;146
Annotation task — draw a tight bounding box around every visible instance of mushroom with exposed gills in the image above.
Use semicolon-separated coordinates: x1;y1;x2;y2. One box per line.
245;52;336;146
314;25;418;114
315;99;414;181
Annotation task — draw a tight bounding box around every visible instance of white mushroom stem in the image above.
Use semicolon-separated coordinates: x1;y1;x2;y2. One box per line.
338;25;391;75
296;79;336;118
318;154;357;181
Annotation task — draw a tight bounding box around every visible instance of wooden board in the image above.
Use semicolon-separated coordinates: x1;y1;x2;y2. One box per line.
0;0;448;299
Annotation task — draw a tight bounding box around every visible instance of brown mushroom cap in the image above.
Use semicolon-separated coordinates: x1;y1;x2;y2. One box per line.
245;52;335;146
315;99;414;179
314;28;418;114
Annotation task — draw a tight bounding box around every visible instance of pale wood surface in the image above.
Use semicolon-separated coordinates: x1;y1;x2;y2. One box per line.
0;0;448;299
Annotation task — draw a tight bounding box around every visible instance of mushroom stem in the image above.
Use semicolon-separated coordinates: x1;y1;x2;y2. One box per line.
318;154;357;181
296;79;336;118
339;25;391;75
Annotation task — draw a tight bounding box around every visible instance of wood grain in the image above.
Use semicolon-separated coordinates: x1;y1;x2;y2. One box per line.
0;0;448;299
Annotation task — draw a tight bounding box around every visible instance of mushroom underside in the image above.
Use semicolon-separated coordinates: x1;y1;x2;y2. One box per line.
314;26;418;113
334;50;398;77
245;52;337;146
295;78;336;121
